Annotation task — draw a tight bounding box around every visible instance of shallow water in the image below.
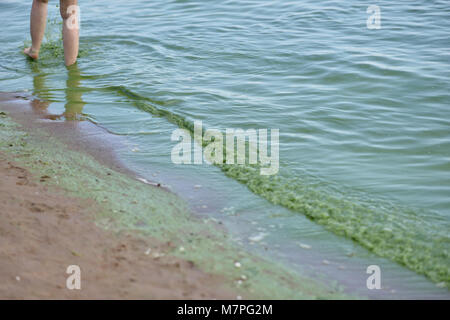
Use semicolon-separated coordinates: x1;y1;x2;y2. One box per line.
0;0;449;298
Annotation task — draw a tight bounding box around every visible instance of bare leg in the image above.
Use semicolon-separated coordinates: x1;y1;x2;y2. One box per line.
24;0;49;60
60;0;79;66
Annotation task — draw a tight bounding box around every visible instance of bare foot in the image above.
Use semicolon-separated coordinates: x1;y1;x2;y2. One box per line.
24;47;39;60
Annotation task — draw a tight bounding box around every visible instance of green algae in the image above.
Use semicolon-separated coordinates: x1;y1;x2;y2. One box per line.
0;111;351;299
221;165;450;287
110;86;450;288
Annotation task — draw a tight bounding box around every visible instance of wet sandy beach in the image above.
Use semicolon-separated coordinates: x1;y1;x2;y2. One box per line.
0;93;235;299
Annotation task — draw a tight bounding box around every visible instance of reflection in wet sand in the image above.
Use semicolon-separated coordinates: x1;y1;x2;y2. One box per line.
29;62;51;113
29;62;86;121
63;64;86;120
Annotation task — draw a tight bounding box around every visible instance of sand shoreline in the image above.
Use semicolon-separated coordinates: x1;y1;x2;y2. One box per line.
0;92;351;299
0;93;236;299
0;152;233;299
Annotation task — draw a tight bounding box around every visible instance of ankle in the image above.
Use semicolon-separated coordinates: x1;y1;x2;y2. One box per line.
30;47;40;55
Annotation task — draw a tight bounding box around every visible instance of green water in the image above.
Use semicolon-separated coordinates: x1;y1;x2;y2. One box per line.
0;0;449;297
